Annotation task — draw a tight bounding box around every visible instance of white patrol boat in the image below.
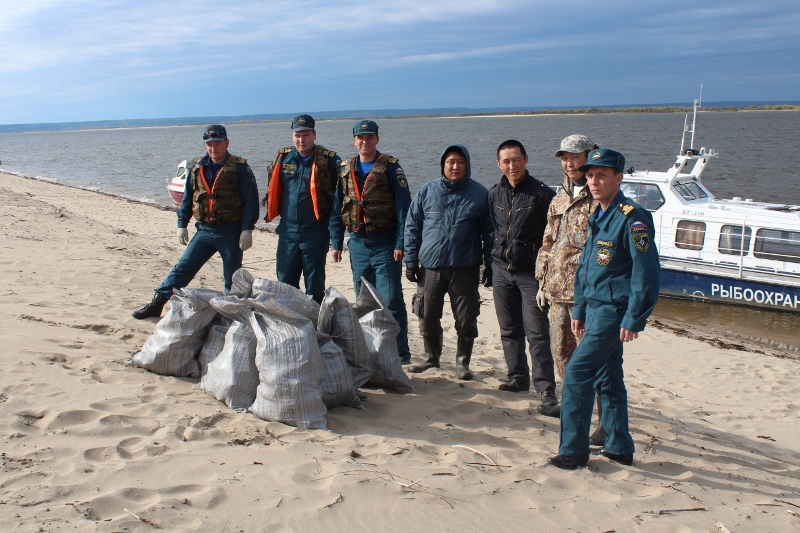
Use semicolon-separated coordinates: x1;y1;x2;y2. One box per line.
166;160;188;204
622;99;800;313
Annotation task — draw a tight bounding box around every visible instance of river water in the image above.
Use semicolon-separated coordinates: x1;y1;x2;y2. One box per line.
2;111;799;349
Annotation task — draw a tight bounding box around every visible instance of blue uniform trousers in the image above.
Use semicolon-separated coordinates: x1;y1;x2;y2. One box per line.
492;266;555;393
156;222;242;297
558;304;634;456
348;234;410;360
276;230;328;303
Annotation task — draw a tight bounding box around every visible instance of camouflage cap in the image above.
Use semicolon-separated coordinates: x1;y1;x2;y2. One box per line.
578;148;626;174
353;119;378;136
554;134;597;157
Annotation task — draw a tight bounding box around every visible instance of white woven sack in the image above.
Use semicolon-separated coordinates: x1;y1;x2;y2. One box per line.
229;268;255;298
354;279;412;388
200;297;258;410
318;287;372;389
198;315;234;377
131;287;220;377
245;299;327;430
251;278;320;327
317;332;362;409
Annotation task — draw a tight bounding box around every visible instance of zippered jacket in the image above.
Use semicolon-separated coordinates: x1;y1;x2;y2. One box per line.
404;145;493;269
488;172;555;272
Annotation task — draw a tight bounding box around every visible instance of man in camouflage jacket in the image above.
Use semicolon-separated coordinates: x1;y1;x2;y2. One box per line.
534;134;598;421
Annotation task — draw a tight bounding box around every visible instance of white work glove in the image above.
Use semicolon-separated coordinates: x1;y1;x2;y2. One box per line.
239;230;253;251
177;228;189;245
536;289;548;310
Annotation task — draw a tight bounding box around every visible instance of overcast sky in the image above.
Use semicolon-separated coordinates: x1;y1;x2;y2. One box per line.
2;0;798;124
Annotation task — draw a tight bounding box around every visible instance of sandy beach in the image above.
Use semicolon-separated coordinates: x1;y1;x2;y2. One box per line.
1;171;799;532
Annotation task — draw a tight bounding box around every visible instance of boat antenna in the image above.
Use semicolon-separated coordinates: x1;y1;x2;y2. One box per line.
690;84;702;151
680;114;689;155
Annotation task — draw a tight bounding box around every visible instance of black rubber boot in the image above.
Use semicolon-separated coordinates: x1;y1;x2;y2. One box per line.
132;292;169;320
455;336;474;381
589;393;607;446
407;335;442;373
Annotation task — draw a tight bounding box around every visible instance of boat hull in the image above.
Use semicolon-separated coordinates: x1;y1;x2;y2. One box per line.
659;266;800;313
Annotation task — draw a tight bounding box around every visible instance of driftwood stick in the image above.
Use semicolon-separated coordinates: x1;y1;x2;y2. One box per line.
452;445;502;472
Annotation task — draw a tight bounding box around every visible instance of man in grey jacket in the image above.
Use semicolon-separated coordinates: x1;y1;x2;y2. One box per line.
404;145;493;380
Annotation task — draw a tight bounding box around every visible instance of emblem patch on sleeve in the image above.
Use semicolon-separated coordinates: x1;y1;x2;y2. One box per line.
631;221;648;232
632;232;650;252
398;176;408;188
596;248;612;266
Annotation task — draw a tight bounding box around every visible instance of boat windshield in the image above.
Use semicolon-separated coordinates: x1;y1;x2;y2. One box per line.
621;181;665;210
684;181;708;199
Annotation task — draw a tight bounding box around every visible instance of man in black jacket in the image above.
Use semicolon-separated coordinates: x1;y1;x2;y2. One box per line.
488;140;558;409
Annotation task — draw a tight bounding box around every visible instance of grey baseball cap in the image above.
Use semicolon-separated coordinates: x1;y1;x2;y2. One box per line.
554;134;598;157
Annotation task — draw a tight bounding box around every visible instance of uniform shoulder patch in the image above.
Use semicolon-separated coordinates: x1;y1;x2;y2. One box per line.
632;232;650;252
191;157;202;164
235;156;247;164
323;150;337;157
279;147;293;154
619;203;635;216
388;157;398;164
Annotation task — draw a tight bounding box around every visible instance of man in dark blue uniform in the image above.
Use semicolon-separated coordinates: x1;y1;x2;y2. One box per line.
330;120;412;363
548;148;660;469
132;125;260;319
263;114;341;303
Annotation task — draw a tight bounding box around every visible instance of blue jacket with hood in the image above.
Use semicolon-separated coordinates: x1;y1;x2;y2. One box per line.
404;145;493;269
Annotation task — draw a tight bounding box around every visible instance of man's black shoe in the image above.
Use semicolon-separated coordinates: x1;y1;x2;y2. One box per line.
498;377;530;392
547;451;590;470
537;402;561;418
132;292;169;320
601;450;633;466
589;425;607;447
540;390;558;407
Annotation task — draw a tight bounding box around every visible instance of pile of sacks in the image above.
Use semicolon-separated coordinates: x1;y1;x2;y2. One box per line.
131;269;412;430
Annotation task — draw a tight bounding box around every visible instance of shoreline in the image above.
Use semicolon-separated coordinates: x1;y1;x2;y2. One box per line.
1;170;799;531
2;106;798;135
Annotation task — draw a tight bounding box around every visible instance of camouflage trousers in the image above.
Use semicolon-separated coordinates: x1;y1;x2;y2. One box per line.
549;302;583;380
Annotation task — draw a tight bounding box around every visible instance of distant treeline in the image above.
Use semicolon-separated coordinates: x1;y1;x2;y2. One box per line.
2;104;797;134
382;105;800;119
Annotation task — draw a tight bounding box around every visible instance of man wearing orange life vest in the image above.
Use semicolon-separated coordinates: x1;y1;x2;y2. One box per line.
132;125;259;319
329;119;412;363
263;114;341;303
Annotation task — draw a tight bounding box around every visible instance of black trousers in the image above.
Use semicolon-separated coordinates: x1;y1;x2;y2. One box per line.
415;265;481;339
492;265;556;393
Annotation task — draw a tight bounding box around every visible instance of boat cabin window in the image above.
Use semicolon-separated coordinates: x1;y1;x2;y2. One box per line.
675;220;705;250
621;182;665;210
754;229;800;264
684;182;708;199
719;225;752;256
673;183;697;200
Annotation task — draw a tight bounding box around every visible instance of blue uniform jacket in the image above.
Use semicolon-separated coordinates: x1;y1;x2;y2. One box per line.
404;144;493;269
275;147;341;236
329;152;411;251
573;191;661;332
177;152;260;231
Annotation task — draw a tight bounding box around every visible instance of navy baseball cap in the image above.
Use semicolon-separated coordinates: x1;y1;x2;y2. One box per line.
353;119;378;136
203;124;227;142
291;114;315;131
578;148;625;173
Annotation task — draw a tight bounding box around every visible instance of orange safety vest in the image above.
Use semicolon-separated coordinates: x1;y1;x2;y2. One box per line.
266;146;335;222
